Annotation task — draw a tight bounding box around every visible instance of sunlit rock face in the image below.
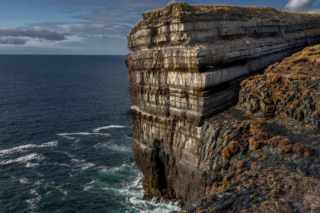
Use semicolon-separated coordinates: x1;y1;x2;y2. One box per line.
126;3;320;204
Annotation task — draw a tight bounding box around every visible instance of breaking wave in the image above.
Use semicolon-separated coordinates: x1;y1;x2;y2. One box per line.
93;125;128;132
0;141;58;156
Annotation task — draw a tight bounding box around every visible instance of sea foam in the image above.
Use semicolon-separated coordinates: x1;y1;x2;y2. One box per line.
57;132;110;139
0;153;45;165
0;141;58;156
93;125;127;132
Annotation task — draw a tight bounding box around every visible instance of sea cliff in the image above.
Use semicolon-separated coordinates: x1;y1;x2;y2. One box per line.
126;3;320;209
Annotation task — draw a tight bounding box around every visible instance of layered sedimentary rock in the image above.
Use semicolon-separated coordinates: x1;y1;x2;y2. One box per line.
180;45;320;213
126;3;320;205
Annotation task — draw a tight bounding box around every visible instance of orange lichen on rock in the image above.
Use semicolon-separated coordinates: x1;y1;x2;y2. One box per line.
221;141;245;160
237;160;245;169
216;123;225;127
270;45;320;77
205;185;213;196
233;117;314;157
237;120;265;134
238;45;320;131
249;120;265;135
292;143;313;157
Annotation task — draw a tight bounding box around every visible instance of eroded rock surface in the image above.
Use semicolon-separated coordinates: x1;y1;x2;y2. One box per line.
178;45;320;212
238;45;320;132
127;3;320;205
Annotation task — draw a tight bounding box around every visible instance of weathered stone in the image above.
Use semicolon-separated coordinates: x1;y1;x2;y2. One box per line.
127;3;320;206
216;198;234;210
297;167;307;176
181;204;197;212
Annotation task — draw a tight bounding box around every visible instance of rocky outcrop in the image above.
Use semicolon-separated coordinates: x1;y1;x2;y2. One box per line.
238;45;320;132
178;45;320;212
126;3;320;205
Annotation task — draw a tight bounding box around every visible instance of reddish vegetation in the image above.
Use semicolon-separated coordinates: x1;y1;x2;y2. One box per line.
205;186;213;196
238;45;320;130
236;119;313;157
237;160;245;169
202;167;320;213
221;141;245;159
216;123;225;127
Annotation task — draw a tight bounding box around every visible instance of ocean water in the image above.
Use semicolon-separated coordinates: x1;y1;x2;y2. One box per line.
0;55;180;213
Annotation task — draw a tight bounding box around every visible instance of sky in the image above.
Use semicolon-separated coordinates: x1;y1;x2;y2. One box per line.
1;0;320;55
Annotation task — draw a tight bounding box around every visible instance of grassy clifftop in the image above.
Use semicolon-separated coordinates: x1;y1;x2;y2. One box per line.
141;3;320;23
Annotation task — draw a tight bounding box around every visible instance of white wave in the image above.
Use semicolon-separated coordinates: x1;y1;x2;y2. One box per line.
34;180;43;185
93;125;127;132
126;197;181;213
100;166;144;198
53;163;71;167
0;154;44;165
27;189;41;211
0;141;58;156
57;132;110;139
132;173;143;190
103;186;143;198
147;206;180;213
25;162;40;168
57;186;68;196
100;162;135;174
81;162;95;170
19;177;29;184
83;179;95;191
70;158;95;170
128;196;147;206
102;143;133;153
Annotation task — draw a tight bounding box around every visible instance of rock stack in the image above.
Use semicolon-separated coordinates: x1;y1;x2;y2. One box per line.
126;3;320;205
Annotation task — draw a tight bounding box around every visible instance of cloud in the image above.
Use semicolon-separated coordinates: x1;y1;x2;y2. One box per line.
0;37;27;45
0;27;65;41
283;0;320;13
32;22;131;38
74;9;141;24
2;0;196;52
71;0;174;24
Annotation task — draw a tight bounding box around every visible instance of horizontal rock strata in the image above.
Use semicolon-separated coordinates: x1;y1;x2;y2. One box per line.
127;3;320;205
127;3;320;125
176;45;320;212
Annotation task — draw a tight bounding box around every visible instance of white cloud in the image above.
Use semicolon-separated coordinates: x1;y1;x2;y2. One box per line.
283;0;320;13
0;37;27;45
32;22;131;39
0;27;65;42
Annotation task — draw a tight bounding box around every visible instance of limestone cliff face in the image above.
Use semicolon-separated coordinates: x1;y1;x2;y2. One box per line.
126;3;320;204
183;45;320;213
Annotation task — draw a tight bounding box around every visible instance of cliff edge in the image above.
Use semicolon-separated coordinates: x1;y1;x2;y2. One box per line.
180;44;320;213
126;3;320;206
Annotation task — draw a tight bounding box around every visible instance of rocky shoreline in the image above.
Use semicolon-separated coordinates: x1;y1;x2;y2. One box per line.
126;3;320;212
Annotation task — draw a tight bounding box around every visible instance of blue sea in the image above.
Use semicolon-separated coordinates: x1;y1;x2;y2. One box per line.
0;55;180;213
